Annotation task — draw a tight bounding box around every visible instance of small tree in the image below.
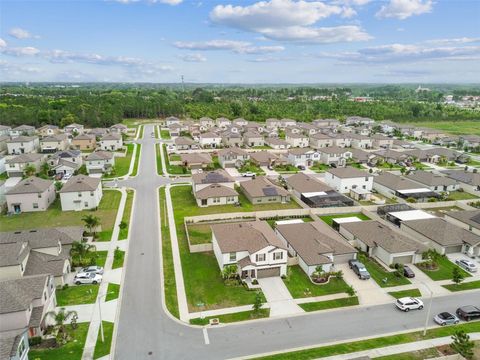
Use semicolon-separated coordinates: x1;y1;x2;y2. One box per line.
47;308;78;345
55;181;63;192
252;292;263;314
24;164;36;177
451;330;474;359
346;285;356;297
119;221;127;231
221;265;238;282
452;266;465;286
82;215;100;236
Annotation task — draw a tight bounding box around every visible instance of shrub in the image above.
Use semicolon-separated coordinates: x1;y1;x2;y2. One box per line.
29;336;42;346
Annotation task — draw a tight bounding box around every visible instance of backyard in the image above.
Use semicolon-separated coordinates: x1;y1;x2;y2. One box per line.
358;253;411;287
186;223;213;245
319;212;370;227
446;191;479;201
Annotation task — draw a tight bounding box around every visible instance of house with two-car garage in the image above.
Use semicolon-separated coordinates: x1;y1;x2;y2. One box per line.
339;220;425;265
275;220;357;276
211;221;287;279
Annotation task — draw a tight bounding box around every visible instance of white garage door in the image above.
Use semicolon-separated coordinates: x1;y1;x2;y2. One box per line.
392;255;413;264
445;245;463;254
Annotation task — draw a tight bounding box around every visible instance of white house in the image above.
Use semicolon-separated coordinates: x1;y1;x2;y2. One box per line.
40;134;68;153
318;146;352;166
350;134;373;149
9;125;36;137
199;132;222;148
324;167;373;194
211;221;288;279
7;136;40;155
85;151;115;175
59;175;103;211
217;148;250;168
6;177;55;213
285;132;309;148
287;148;320;168
98;133;123;151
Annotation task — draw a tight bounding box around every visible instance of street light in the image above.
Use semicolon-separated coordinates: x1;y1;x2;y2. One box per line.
98;291;114;342
422;282;434;336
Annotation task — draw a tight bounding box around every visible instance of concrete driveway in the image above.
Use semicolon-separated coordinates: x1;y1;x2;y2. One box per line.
446;253;480;279
257;277;304;317
261;166;278;176
337;264;391;305
407;264;451;296
225;167;241;177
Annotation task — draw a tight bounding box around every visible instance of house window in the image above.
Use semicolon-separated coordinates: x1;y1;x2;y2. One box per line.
17;339;26;357
256;253;266;262
78;192;82;197
229;253;236;262
85;202;89;207
38;193;42;198
33;203;39;209
273;252;283;260
90;192;94;196
44;292;47;300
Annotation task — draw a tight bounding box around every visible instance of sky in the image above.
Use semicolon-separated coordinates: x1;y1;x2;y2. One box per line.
0;0;479;83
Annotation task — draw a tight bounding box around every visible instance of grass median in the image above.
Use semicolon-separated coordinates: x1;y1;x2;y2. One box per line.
299;297;359;312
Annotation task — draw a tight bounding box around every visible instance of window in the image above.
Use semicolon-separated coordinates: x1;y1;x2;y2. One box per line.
90;192;94;196
84;202;89;207
33;203;38;209
17;339;26;357
78;192;82;197
273;252;283;260
38;193;42;198
229;253;236;262
44;292;47;301
256;253;266;262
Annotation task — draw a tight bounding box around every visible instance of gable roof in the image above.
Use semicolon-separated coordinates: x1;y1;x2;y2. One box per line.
406;170;457;187
5;153;43;164
86;151;113;161
59;175;101;193
286;172;333;193
374;172;425;191
0;275;49;313
0;226;83;249
240;176;289;198
6;176;53;195
445;209;480;230
327;167;371;179
217;147;248;157
192;169;234;185
7;136;37;143
180;153;212;165
195;184;238;199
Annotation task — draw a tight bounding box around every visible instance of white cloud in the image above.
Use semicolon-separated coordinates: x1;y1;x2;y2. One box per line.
177;53;207;62
376;0;433;20
426;37;480;45
0;38;6;47
209;0;370;43
8;27;40;39
1;46;40;56
173;39;284;54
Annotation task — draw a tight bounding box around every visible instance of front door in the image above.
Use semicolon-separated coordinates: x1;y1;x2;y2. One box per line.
13;204;21;213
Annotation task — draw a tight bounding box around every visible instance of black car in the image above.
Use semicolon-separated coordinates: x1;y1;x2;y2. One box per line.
456;305;480;321
297;165;306;170
403;265;415;278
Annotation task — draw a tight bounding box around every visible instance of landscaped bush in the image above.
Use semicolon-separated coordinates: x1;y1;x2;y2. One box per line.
29;336;42;346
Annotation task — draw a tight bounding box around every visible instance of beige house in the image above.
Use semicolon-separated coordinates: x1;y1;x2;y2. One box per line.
243;131;265;147
6;177;55;213
6;136;40;155
40;134;68;153
285;132;309;148
179;153;213;170
309;133;334;149
72;134;96;151
192;170;238;207
59;175;103;211
38;124;60;137
217;147;250;168
5;153;44;178
240;176;290;204
85;151;115;174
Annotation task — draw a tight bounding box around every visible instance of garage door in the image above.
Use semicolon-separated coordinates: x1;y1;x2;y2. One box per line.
392;255;413;264
445;245;463;254
257;267;280;278
335;253;355;264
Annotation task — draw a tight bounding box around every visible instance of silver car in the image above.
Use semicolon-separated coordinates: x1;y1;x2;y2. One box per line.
434;312;459;326
455;259;478;273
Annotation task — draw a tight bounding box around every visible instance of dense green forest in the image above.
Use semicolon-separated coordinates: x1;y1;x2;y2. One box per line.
0;83;479;128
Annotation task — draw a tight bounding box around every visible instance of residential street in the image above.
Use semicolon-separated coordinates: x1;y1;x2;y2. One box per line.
114;124;480;360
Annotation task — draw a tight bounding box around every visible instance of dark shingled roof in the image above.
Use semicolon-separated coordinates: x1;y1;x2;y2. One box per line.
0;275;49;313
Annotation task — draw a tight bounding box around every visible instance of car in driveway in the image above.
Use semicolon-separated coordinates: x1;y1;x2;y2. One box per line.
241;172;256;177
403;265;415;278
348;259;371;280
455;259;478;273
395;297;424;312
74;272;102;285
63;173;72;181
81;265;104;275
456;305;480;321
297;165;306;170
434;312;459;326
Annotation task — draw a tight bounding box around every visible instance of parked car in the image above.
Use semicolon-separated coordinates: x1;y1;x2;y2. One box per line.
80;265;104;275
395;297;424;312
403;265;415;278
74;272;102;285
434;312;459;326
455;259;478;273
349;259;371;280
297;165;306;170
242;172;256;177
63;173;72;181
456;306;480;321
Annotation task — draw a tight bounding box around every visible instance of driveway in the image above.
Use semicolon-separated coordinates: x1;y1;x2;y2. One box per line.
257;277;304;317
408;264;451;296
446;253;480;279
261;166;278;176
337;264;391;306
225;167;241;177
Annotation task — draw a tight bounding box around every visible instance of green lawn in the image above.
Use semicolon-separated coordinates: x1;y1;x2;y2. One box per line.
138;125;144;139
171;185;269;312
310;163;330;173
358;253;411;288
160;129;171;139
169;154;181;161
404;121;480;136
156;143;164;175
238;162;266;175
105;283;120;301
299;297;359;312
56;285;99;306
443;279;480;292
376;162;402;170
109;144;134;177
417;256;471;281
130;144;141;177
119;189;134;240
254;321;480;360
283;265;351;298
93;321;114;359
163;144;190;175
274;164;298;174
0;172;8;180
375;348;442;360
190;309;270;326
187;223;213;245
159;187;179;318
96;251;108;267
319;213;370;227
112;249;125;269
29;323;89;360
0;189;121;233
388;288;422;299
155;125;160;139
446;191;479;201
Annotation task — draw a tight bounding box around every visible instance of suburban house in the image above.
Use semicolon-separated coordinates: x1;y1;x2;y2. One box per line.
401;218;480;256
174;137;198;150
191;170;238;207
287;148;320;168
406;170;459;192
309;133;334;149
165;116;181;126
72;134;96;151
217;148;250;168
7;136;40;155
47;150;82;176
99;133;123;151
265;137;290;149
64;123;85;135
215;117;231;129
0;124;12;136
38;124;60;137
328;133;352;148
9;125;36;138
232;118;248;127
285;132;309;148
199;132;222;148
444;210;480;255
425;148;469;164
373;172;441;202
0;274;56;337
275;221;357;275
211;221;288;279
199;117;215;128
109;123;128;134
5;154;44;178
339;220;425;265
350;134;373;149
250;151;284;167
168;124;181;138
243;131;265;147
345;116;375;126
374;149;410;165
324;167;373;200
85;151;115;175
318;146;352;167
221;129;243;147
0;329;29;360
350;148;375;164
6;177;55;213
39;134;68;153
442;170;480;190
313;118;340;128
372;134;394;149
88;128;109;138
179;153;213;170
59;175;103;211
240;176;290;204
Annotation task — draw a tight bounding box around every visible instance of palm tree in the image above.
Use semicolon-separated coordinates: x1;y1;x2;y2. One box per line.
82;215;100;236
40;162;50;176
70;241;96;266
47;308;78;345
24;164;36;177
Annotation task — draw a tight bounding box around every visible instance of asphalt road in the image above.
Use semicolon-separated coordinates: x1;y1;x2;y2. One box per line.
114;125;480;360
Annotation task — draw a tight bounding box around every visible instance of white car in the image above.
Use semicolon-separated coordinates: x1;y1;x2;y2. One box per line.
455;259;478;273
74;272;102;285
63;173;72;181
242;172;256;177
81;265;104;275
395;297;424;312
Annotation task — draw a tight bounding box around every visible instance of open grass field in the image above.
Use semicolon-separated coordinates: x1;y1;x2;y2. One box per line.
405;121;480;136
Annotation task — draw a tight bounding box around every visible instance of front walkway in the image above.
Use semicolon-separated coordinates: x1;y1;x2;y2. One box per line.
257;277;304;317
